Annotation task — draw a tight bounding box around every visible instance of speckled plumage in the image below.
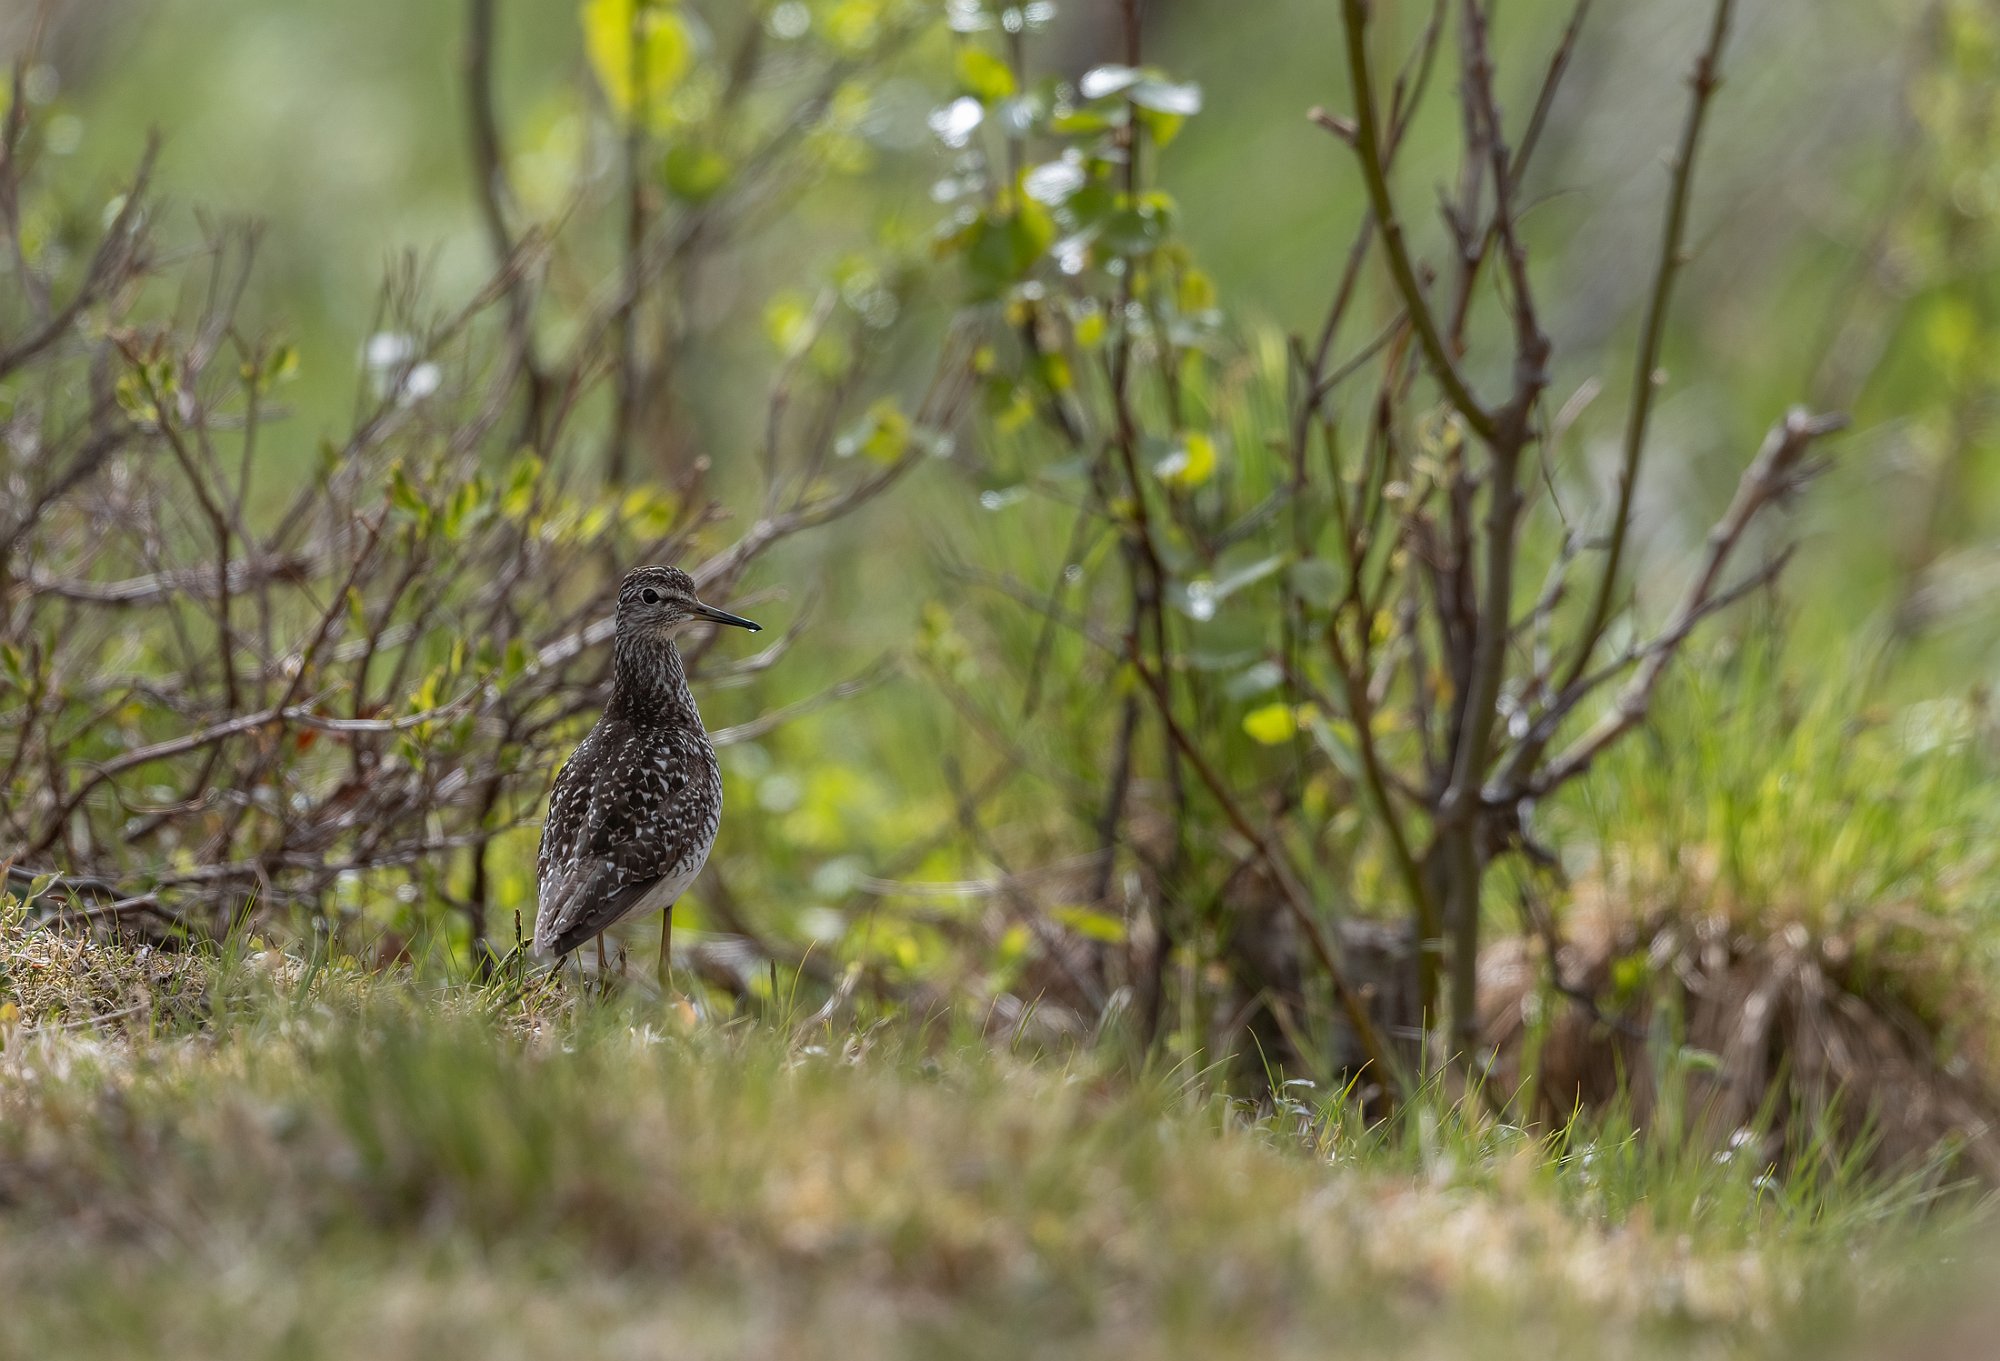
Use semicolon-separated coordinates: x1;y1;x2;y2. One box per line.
534;566;756;959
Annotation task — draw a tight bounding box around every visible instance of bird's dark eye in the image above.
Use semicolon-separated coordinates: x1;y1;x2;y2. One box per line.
640;588;660;604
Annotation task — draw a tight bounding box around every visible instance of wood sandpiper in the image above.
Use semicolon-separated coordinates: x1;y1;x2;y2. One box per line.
534;565;760;968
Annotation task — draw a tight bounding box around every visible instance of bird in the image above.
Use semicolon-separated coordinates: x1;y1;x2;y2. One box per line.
534;565;760;972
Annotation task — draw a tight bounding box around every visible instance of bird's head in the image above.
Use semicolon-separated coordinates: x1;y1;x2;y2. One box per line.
616;565;761;642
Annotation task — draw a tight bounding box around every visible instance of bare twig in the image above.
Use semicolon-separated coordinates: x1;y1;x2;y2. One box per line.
1560;0;1736;693
1339;0;1497;443
1126;646;1405;1102
1535;408;1840;793
464;0;551;443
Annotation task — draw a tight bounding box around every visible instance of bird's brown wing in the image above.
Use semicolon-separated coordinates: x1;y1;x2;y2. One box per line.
533;847;664;957
534;721;713;957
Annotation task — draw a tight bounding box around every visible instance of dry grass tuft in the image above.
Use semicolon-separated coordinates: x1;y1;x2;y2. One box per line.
1481;905;2000;1183
0;902;213;1035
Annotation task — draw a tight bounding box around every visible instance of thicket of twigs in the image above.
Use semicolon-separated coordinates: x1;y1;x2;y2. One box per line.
921;0;1850;1110
0;10;969;963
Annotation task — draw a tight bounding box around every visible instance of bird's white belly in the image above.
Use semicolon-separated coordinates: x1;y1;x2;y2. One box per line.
632;848;709;919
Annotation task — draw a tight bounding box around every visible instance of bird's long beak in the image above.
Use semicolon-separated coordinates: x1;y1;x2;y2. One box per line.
692;599;761;632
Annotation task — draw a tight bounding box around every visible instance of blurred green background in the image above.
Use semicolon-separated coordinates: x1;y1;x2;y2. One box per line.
19;0;1976;649
6;2;1909;402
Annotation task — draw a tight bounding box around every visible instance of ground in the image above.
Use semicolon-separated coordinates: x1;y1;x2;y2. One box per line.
0;918;1985;1361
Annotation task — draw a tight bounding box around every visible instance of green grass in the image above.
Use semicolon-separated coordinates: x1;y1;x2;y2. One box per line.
0;922;1984;1360
1552;635;2000;1039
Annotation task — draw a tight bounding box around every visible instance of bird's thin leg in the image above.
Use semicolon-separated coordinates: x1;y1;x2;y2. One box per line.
658;908;673;993
595;934;607;987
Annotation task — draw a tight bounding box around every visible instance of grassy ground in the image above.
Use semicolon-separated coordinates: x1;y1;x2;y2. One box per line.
0;915;1986;1361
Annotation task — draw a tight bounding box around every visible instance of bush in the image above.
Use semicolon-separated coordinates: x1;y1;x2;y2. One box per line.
0;10;968;968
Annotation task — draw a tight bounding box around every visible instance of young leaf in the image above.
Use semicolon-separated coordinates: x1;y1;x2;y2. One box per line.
1243;702;1299;746
1131;77;1202;116
1077;65;1143;100
1154;431;1216;491
582;0;693;119
956;46;1017;102
502;450;543;518
838;399;912;464
663;143;731;201
1022;158;1086;205
1052;904;1127;943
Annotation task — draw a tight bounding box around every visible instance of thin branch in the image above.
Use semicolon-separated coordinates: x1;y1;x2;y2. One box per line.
1125;645;1404;1102
464;0;551;442
1559;0;1736;694
1534;408;1841;795
707;656;895;748
1339;0;1497;443
1510;0;1594;194
0;140;157;384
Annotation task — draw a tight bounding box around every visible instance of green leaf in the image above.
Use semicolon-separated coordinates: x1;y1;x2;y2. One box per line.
114;371;158;424
262;342;300;390
988;384;1034;434
1224;661;1284;700
1098;203;1168;257
663;143;731;201
1288;558;1344;608
1049;105;1119;136
995;922;1033;969
1209;551;1285;600
1925;296;1978;367
502;450;543;518
960;199;1055;297
763;291;815;356
582;0;693;119
410;665;445;716
441;480;482;541
838;398;912;463
1303;711;1362;780
387;463;430;528
1136;107;1187;147
1178;268;1217;314
1131;77;1202;116
1243;702;1302;746
1077;65;1143;100
1154;431;1216;491
1022;158;1086;205
1052;904;1128;943
502;638;532;682
621;485;678;537
823;0;883;54
956;46;1017;102
1676;1046;1724;1075
1063;180;1116;231
1610;952;1649;1002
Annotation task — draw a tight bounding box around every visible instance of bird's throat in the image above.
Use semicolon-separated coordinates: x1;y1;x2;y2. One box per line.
607;630;700;729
